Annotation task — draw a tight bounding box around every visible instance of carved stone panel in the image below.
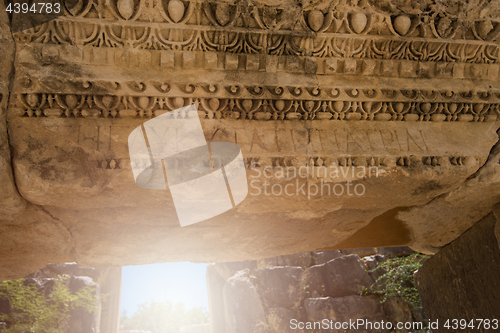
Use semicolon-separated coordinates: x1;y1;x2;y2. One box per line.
2;0;500;273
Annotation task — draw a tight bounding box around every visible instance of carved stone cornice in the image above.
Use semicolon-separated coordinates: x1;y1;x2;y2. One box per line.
8;84;500;122
14;44;500;79
13;0;500;52
10;0;500;78
8;0;500;123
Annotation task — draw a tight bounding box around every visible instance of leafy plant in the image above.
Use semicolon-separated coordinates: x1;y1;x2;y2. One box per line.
0;275;97;333
362;254;429;309
120;300;208;333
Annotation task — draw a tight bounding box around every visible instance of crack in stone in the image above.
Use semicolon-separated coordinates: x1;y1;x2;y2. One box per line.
36;205;80;262
2;5;26;209
463;127;500;182
400;127;500;254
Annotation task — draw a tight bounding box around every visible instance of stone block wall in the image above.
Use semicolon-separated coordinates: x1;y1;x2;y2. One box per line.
415;210;500;333
208;247;422;333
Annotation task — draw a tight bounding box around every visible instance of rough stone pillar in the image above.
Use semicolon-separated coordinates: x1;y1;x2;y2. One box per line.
223;270;266;333
206;264;226;333
415;212;500;332
0;3;75;281
97;267;122;333
0;1;26;218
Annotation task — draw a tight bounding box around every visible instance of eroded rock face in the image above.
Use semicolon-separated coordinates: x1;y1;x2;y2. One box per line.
398;134;500;253
223;270;266;333
210;250;421;333
254;266;304;309
304;296;388;329
304;255;375;299
0;205;75;280
0;2;26;220
1;0;500;277
415;212;500;331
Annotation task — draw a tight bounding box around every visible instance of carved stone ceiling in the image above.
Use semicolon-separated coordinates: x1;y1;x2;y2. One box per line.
2;0;500;279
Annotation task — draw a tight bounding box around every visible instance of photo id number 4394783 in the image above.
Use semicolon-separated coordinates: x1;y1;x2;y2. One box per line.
443;319;498;330
5;2;61;14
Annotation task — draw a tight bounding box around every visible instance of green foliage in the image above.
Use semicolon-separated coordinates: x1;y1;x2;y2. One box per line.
363;254;429;309
0;275;97;333
120;301;208;333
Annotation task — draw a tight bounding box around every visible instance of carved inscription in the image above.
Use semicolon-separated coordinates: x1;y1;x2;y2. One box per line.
32;119;495;167
41;121;431;157
44;122;134;156
14;118;491;174
209;127;429;155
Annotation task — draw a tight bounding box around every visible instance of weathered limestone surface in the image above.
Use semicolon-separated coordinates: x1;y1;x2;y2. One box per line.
255;266;304;309
304;296;389;331
209;249;422;333
304;254;374;299
223;269;266;333
0;2;26;219
415;212;500;332
0;205;75;280
398;133;500;253
206;264;227;333
1;0;500;277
